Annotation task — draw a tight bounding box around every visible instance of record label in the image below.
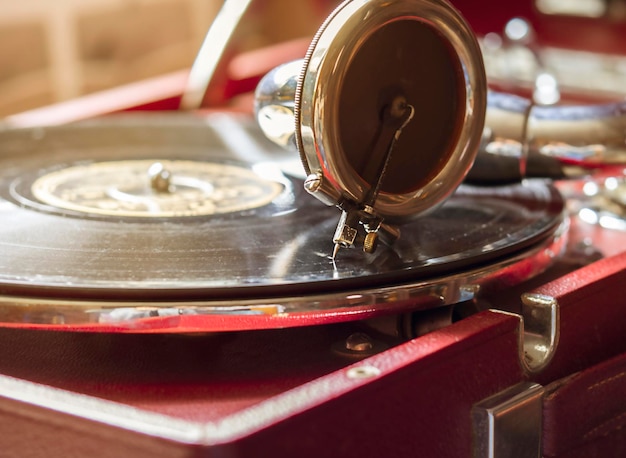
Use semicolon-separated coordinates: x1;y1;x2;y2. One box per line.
30;159;284;218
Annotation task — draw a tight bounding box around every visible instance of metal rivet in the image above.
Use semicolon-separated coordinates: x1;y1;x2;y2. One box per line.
346;365;381;379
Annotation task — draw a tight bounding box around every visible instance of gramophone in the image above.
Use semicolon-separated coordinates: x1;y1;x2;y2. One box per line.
0;1;625;457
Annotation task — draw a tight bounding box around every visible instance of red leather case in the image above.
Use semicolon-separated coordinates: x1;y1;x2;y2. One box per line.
2;2;626;456
543;352;626;457
1;251;625;456
0;310;524;457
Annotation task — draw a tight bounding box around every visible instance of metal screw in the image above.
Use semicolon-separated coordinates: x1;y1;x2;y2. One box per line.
304;172;323;193
363;232;379;254
345;332;374;352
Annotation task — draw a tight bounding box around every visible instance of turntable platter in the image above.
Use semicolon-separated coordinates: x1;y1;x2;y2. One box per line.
0;114;566;332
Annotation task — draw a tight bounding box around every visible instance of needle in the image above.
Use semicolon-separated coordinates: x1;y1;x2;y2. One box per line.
332;243;341;260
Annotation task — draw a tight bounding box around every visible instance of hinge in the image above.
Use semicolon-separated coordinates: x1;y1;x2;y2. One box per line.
472;382;544;458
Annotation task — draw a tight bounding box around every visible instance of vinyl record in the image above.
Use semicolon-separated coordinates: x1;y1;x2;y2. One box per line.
0;113;566;332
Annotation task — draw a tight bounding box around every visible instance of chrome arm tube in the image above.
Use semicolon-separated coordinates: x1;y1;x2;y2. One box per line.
484;91;626;163
255;61;626;183
470;92;626;183
528;101;626;165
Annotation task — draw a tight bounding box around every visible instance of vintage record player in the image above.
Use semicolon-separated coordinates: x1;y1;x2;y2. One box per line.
1;1;625;457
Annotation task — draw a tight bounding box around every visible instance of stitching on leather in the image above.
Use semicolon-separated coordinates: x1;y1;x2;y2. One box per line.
583;411;626;440
587;371;625;391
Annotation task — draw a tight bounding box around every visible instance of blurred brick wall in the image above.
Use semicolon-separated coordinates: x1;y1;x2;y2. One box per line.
0;0;337;116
